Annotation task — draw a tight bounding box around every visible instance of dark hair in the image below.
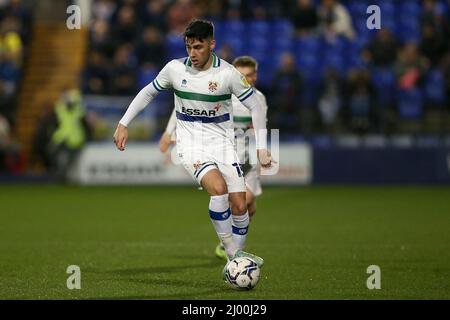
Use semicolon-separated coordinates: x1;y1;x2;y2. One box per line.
233;56;258;71
184;19;214;42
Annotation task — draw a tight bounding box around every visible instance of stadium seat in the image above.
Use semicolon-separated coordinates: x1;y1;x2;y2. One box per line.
397;88;424;119
247;36;269;52
350;95;370;117
272;19;294;37
296;51;320;71
371;67;396;106
165;33;186;59
347;1;369;18
249;21;270;35
300;79;320;107
424;69;446;105
400;1;421;17
323;35;348;53
323;52;347;73
256;61;274;87
398;15;420;42
294;35;324;55
382;16;397;34
377;0;395;17
273;37;293;54
222;36;245;55
137;67;158;89
223;20;245;35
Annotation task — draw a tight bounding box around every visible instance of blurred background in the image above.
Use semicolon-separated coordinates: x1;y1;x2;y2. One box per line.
0;0;449;185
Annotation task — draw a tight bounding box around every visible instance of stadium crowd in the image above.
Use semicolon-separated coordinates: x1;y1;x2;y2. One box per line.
83;0;450;137
0;0;32;174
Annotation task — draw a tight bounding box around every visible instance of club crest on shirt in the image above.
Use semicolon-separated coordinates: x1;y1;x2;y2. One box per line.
193;160;202;170
208;80;218;92
181;79;187;87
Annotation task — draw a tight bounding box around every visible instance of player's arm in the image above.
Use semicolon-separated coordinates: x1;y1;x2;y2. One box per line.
159;107;177;153
229;69;272;168
114;62;172;151
241;93;273;168
260;92;269;125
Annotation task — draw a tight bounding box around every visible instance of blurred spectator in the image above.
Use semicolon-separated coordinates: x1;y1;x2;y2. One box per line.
136;26;165;69
362;29;398;67
82;50;111;95
0;14;23;66
47;89;92;181
291;0;318;37
89;19;116;59
0;113;10;171
166;0;197;35
441;52;450;111
32;103;58;172
421;0;444;27
421;0;450;43
226;6;242;20
394;43;429;91
92;0;117;22
216;43;234;63
0;0;31;41
270;52;302;133
82;0;450;136
252;5;268;20
110;44;137;95
344;69;376;134
198;0;226;20
318;67;342;131
0;78;13;123
0;52;20;97
0;113;23;174
141;0;167;31
111;5;141;45
317;0;355;40
419;24;446;66
137;63;159;89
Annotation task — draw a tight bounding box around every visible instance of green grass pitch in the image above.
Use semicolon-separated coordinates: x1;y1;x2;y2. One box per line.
0;185;449;299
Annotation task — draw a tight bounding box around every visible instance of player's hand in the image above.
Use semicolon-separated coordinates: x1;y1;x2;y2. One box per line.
159;131;174;153
113;123;128;151
257;149;274;168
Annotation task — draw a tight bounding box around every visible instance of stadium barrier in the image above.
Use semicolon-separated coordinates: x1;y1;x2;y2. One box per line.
70;141;450;185
69;143;312;185
313;145;450;184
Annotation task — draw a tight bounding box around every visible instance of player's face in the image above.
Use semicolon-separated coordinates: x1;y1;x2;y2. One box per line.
236;66;257;86
185;37;215;69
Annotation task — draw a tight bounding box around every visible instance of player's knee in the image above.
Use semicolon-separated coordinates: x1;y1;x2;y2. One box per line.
231;201;247;214
211;182;228;196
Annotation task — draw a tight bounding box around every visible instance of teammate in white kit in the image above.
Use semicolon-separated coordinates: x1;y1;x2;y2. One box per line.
113;20;273;274
160;56;269;261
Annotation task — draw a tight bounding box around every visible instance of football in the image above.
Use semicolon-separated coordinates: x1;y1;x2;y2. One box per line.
224;257;260;290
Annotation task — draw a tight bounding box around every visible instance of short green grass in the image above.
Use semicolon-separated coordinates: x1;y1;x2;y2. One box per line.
0;185;449;299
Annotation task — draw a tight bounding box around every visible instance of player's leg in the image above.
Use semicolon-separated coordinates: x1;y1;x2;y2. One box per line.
246;188;256;220
200;168;237;260
244;166;262;221
220;162;264;268
228;191;249;251
215;186;255;260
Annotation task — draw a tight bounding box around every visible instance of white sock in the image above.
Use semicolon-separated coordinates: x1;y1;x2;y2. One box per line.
232;211;250;251
209;194;236;259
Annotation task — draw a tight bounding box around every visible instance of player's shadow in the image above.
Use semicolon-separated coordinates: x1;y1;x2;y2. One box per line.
103;261;219;275
89;288;225;300
86;254;222;275
84;254;226;299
